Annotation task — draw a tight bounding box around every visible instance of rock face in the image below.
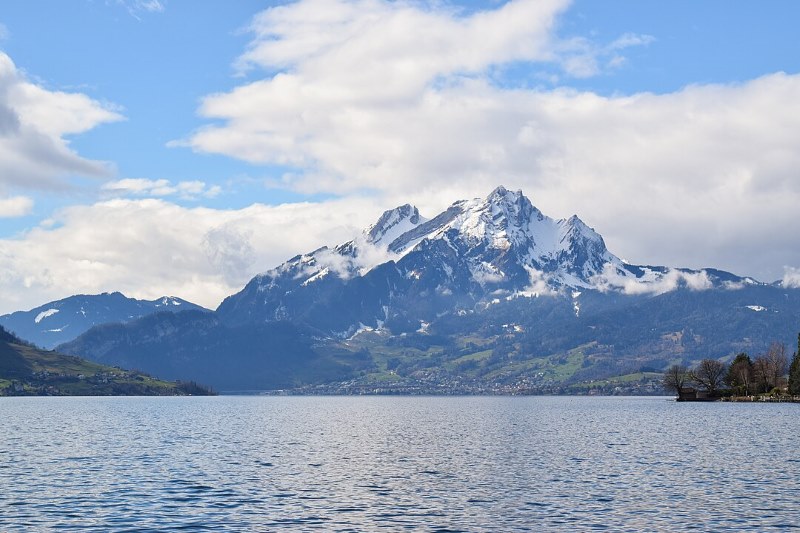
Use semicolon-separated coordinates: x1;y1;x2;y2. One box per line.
0;292;208;348
217;186;753;335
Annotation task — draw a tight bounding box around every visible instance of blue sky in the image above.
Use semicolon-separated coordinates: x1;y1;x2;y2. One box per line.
1;0;799;312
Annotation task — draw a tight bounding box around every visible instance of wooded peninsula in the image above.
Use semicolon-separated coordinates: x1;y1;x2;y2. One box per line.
663;333;800;401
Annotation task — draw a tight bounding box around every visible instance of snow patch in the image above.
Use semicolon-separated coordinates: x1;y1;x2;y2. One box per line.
366;205;427;248
35;308;59;324
347;323;375;339
301;267;330;286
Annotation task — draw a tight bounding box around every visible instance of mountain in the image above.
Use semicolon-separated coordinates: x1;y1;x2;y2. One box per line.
0;292;209;349
60;187;799;393
217;186;758;335
57;311;362;392
0;325;212;396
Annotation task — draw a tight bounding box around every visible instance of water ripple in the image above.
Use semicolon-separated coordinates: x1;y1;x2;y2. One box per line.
0;396;798;531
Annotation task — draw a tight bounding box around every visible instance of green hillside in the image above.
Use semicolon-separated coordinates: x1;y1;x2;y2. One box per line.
0;327;213;396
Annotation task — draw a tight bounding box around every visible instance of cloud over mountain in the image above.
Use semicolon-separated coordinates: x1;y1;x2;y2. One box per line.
177;0;800;283
0;196;381;314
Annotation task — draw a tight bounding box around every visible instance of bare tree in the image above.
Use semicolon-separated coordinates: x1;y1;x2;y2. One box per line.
752;356;770;393
766;342;789;389
754;342;789;392
690;359;727;396
662;364;689;396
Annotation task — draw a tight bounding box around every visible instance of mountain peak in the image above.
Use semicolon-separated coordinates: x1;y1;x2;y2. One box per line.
365;204;426;247
487;184;517;201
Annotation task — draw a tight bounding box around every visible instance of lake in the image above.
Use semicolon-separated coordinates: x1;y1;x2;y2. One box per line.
1;396;798;531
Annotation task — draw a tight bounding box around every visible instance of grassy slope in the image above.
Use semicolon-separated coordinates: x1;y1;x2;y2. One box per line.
319;328;665;394
0;341;213;396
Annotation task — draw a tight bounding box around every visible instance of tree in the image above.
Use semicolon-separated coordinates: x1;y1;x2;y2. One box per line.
752;356;771;393
690;359;727;396
766;342;788;391
753;342;789;394
725;353;753;396
789;334;800;396
662;364;689;396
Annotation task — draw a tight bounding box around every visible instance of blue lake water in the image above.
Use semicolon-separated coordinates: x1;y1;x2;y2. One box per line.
1;396;798;531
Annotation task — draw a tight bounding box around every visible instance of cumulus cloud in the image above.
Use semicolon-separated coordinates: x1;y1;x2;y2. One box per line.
0;52;122;191
102;178;222;200
0;196;383;314
0;195;33;218
174;0;800;282
202;223;256;286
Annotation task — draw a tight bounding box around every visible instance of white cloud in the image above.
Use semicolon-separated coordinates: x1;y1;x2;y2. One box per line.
609;32;655;50
0;52;123;191
173;0;800;282
0;195;33;218
592;264;713;296
117;0;165;19
0;196;383;314
557;32;654;78
782;267;800;289
102;178;222;200
521;265;557;296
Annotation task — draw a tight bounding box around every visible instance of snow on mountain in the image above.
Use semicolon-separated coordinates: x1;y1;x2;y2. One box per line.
260;186;630;293
365;204;427;247
34;308;60;324
218;186;759;332
0;292;209;349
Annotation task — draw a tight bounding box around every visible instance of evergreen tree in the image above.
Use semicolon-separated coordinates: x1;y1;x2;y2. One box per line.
789;333;800;396
725;353;753;396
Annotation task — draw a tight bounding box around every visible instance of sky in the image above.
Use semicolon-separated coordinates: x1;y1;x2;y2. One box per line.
0;0;799;314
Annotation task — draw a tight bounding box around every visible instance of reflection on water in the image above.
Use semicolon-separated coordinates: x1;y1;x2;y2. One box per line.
1;396;798;531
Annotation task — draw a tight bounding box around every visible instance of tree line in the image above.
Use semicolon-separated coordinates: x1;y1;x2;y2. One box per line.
663;334;800;399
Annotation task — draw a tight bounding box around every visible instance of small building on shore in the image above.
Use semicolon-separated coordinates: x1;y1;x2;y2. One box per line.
678;387;713;401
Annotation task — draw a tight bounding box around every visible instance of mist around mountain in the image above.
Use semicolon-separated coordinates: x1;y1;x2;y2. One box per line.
0;292;209;349
56;187;800;393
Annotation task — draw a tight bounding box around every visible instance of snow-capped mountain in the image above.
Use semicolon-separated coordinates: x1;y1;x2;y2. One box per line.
0;292;209;348
60;187;797;392
217;186;756;334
